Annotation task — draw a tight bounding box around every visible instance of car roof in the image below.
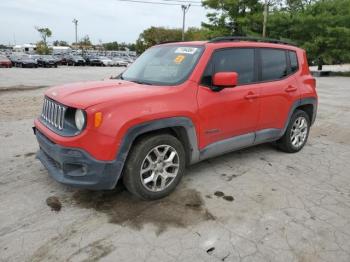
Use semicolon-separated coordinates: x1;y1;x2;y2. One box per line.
157;38;300;51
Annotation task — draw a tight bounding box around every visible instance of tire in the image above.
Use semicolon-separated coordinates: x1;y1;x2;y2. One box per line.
123;134;186;200
276;110;310;153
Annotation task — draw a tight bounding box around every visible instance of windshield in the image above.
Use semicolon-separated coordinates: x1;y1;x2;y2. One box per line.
121;45;204;85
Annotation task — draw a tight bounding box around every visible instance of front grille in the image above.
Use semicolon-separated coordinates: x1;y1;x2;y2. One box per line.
41;97;67;130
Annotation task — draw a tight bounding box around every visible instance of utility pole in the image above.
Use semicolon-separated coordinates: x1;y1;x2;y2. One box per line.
262;0;268;37
72;19;78;45
181;4;190;41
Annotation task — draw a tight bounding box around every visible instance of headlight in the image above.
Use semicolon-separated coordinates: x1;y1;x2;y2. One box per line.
75;109;86;131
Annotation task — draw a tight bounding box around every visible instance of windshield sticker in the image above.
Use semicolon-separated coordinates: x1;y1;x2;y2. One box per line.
174;55;186;64
174;47;198;55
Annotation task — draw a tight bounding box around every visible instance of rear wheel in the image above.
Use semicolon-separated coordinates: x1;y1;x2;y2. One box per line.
123;134;186;200
277;110;310;153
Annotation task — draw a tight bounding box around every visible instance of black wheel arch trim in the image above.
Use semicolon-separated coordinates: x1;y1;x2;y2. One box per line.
280;97;318;137
117;117;200;164
109;117;200;188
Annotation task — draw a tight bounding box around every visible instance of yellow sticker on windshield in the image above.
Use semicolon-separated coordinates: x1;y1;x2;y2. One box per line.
174;55;185;64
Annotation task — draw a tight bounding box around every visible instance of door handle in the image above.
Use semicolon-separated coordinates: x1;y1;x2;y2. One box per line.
245;92;259;100
285;86;297;92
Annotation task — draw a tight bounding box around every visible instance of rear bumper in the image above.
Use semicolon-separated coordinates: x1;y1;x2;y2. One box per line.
35;128;122;190
0;62;11;67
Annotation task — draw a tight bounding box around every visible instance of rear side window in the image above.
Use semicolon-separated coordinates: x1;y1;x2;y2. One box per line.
289;51;299;73
260;49;288;81
201;48;255;86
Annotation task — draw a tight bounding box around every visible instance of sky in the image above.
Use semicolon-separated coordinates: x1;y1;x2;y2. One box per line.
0;0;208;45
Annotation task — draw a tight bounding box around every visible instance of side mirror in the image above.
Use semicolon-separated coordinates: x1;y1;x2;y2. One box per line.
212;72;238;89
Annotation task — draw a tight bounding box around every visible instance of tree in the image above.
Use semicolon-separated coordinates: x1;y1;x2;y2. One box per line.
35;27;52;46
268;0;350;64
201;0;264;37
53;40;69;46
36;41;51;55
135;26;210;54
35;27;52;54
201;0;350;64
135;27;183;53
118;42;136;51
79;35;92;46
103;41;119;50
0;44;10;49
185;27;210;41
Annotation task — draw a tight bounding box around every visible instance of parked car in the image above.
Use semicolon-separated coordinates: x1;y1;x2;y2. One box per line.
34;37;317;200
0;55;12;68
55;54;69;65
66;55;85;66
123;56;135;64
85;56;104;66
111;57;128;67
35;55;58;68
99;56;113;66
10;54;37;68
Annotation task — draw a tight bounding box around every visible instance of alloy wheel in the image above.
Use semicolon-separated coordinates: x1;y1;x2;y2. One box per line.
140;145;180;192
290;116;308;148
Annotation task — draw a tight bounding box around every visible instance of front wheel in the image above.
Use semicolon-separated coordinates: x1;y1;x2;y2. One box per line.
277;110;310;153
123;134;186;200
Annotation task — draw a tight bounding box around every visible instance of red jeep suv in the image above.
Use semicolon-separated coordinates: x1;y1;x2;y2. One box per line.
34;37;317;200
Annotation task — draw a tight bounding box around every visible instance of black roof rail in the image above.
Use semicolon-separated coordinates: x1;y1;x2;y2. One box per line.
158;40;181;44
208;36;297;46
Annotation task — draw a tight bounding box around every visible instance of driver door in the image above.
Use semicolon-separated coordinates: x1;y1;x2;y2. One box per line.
197;48;261;149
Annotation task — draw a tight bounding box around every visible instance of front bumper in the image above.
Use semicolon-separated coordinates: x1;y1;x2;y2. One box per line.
35;128;122;190
23;63;37;68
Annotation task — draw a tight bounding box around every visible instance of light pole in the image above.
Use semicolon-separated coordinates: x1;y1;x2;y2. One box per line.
181;4;190;41
262;0;268;37
72;19;78;45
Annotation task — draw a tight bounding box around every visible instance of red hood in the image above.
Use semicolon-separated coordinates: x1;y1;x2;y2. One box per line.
45;80;175;109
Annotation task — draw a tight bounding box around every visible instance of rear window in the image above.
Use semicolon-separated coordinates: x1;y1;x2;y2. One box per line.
261;49;288;81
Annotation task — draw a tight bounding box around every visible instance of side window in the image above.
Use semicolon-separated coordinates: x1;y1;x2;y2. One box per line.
289;51;299;73
260;49;288;81
201;48;255;86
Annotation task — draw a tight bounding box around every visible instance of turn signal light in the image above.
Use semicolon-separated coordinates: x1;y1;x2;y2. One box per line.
94;112;103;128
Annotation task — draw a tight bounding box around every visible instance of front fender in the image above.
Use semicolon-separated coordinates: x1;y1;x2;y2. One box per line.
115;117;200;166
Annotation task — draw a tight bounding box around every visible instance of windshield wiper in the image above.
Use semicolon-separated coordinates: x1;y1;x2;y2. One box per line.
130;80;153;85
118;75;152;85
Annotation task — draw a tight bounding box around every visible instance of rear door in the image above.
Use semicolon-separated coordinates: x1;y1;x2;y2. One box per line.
256;48;300;133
